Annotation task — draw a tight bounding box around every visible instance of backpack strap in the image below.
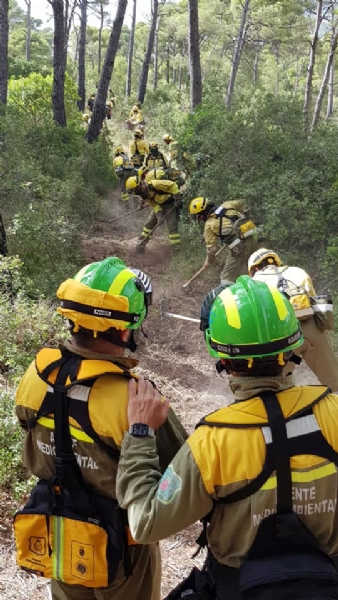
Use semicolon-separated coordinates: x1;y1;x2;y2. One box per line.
28;355;134;461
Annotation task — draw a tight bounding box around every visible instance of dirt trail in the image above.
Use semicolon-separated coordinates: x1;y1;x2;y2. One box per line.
0;192;320;599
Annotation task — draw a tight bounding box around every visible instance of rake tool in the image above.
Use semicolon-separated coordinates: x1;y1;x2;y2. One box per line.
182;245;227;289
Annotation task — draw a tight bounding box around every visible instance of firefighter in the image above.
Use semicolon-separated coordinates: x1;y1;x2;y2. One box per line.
145;142;168;170
126;176;182;251
117;275;338;600
248;248;338;391
15;256;187;600
189;197;258;284
113;146;134;202
129;130;149;171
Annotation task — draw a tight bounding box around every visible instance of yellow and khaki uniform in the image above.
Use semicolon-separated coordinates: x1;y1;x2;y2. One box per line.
139;180;181;248
113;153;134;202
253;265;338;391
204;200;258;284
117;377;338;594
145;153;168;170
129;139;149;169
16;345;187;600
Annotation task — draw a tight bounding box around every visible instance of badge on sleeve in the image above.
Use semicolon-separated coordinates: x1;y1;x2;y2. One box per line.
158;465;182;505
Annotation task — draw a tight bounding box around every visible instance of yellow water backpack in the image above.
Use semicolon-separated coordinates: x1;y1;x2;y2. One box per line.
14;350;135;588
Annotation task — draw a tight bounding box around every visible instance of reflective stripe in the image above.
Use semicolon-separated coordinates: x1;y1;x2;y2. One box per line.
108;268;135;296
268;285;288;321
52;516;64;580
313;304;333;313
262;414;320;445
218;287;241;329
261;462;337;490
67;385;90;402
37;416;94;443
228;238;241;249
242;227;257;238
169;239;181;245
48;384;90;403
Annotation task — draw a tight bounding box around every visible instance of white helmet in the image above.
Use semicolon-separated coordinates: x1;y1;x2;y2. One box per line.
248;248;282;276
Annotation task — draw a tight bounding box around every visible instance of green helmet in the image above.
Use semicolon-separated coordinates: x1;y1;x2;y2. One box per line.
57;257;147;334
205;275;303;359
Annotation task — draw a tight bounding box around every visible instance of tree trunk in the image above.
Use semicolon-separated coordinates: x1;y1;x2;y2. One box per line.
0;0;9;111
153;14;161;90
303;0;323;131
326;61;334;118
25;0;32;61
125;0;136;97
253;46;260;85
225;0;250;110
138;0;158;104
98;0;104;74
311;28;338;131
87;0;128;143
188;0;202;111
166;43;170;83
49;0;67;126
172;38;176;83
77;0;87;112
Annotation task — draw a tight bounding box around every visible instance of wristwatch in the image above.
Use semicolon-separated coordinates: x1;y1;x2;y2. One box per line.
129;423;155;438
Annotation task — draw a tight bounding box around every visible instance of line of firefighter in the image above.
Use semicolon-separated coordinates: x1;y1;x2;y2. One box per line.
113;131;180;202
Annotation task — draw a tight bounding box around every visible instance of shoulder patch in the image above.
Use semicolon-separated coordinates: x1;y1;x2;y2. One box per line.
157;465;182;505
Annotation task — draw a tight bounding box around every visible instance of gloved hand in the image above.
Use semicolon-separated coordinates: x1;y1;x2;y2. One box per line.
203;255;215;268
157;210;165;225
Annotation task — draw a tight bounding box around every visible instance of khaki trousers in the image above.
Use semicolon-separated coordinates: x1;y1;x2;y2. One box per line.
220;236;258;284
51;543;161;600
139;203;180;246
284;316;338;392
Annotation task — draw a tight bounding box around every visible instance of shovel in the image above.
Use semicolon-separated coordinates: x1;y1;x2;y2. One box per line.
160;298;200;324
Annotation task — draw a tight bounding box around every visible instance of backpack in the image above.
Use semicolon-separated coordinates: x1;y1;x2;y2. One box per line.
195;390;338;600
14;351;132;588
276;268;314;321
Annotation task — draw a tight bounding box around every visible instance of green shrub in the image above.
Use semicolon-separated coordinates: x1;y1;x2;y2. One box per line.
0;257;68;380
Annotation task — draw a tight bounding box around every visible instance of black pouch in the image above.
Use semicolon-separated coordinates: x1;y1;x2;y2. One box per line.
164;566;216;600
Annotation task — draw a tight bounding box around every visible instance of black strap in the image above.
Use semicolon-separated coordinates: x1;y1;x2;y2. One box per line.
209;328;302;358
59;299;141;325
261;392;293;513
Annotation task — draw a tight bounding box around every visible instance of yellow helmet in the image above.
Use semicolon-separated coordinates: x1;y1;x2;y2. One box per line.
248;248;282;276
132;105;139;112
134;129;143;138
114;157;124;168
82;114;89;123
189;197;211;215
149;141;158;149
126;176;140;191
114;146;124;155
163;133;172;142
138;166;149;178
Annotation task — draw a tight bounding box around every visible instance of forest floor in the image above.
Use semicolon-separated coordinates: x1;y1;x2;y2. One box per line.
0;191;320;599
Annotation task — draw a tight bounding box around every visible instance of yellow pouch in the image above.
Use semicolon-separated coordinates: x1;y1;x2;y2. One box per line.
14;479;126;588
239;220;256;238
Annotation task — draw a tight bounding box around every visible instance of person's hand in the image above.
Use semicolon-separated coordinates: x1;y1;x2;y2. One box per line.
128;376;169;431
203;255;215;268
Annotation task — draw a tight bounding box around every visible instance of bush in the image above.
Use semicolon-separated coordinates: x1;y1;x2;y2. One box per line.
0;257;68;380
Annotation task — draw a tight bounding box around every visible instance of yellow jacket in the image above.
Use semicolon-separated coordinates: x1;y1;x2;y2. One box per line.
130;139;149;161
204;200;251;256
118;381;338;568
